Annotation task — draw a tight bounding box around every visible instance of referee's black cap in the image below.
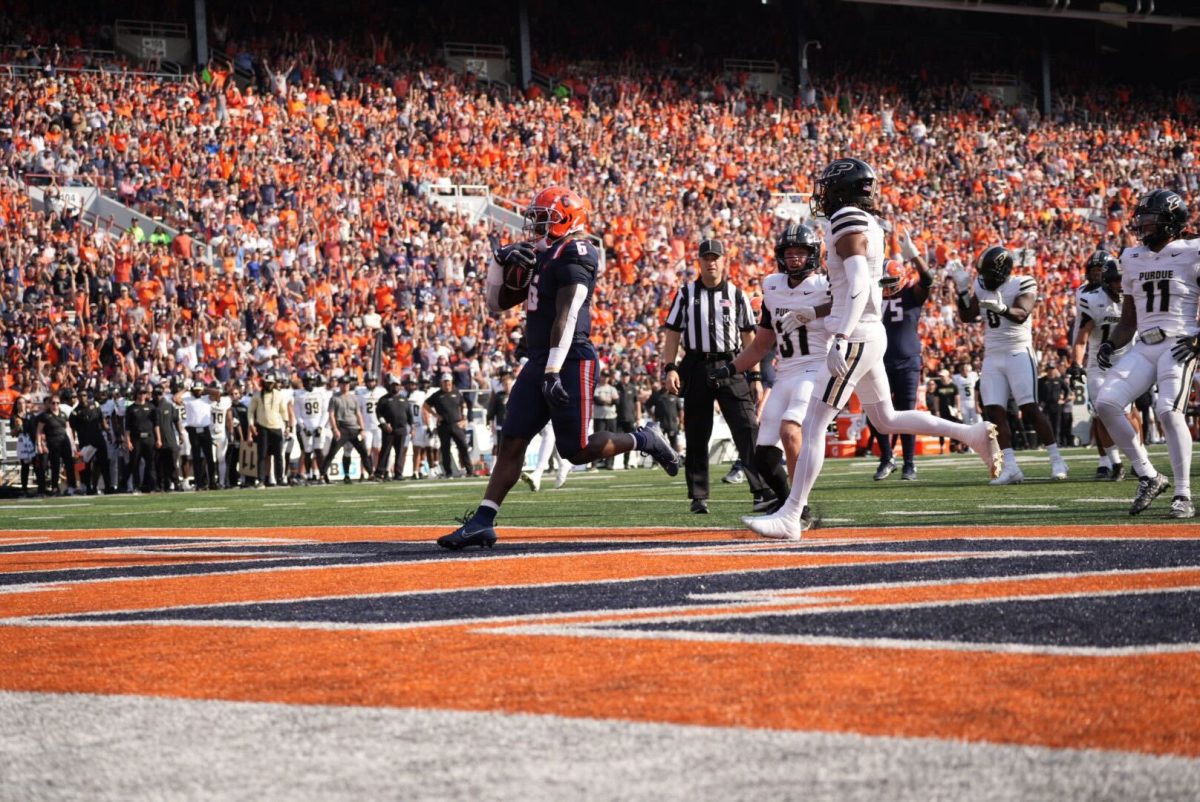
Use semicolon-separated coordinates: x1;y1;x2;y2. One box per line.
698;239;725;258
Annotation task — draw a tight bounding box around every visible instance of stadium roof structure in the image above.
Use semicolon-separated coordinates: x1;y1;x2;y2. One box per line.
839;0;1200;28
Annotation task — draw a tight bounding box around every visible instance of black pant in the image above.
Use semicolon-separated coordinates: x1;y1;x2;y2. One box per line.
437;422;472;477
257;427;285;486
44;437;77;491
592;418;618;467
188;427;216;489
156;445;179;490
129;435;157;492
323;427;372;478
616;418;638;468
377;427;408;477
79;442;111;493
680;354;767;501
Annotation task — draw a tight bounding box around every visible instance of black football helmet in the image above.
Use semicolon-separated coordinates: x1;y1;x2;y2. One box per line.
1101;261;1122;300
811;158;877;217
1084;250;1117;288
1133;189;1188;249
302;372;314;391
774;222;822;278
978;246;1014;291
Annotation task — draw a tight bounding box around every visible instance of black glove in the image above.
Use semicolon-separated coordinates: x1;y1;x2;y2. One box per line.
1097;341;1114;370
1171;334;1200;363
496;242;537;289
707;363;732;386
541;372;569;408
1066;364;1085;383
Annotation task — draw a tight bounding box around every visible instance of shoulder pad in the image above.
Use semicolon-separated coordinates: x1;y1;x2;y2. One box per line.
550;237;600;271
828;206;872;243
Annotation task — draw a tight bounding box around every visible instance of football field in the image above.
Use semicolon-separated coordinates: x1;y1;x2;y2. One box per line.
1;446;1198;801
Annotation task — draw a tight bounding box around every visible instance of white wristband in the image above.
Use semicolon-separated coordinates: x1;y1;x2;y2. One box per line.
546;346;568;373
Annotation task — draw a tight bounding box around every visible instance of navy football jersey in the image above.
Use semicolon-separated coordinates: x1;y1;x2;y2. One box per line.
880;285;926;366
524;237;600;361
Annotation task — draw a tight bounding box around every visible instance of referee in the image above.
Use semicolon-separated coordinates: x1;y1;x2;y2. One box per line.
661;238;772;513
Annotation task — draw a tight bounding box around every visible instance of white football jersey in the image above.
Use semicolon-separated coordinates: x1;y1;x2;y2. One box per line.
295;387;332;429
759;272;832;375
1119;238;1200;335
821;205;885;340
211;396;232;439
952;371;978;410
356;386;386;429
1076;286;1128;369
978;273;1037;353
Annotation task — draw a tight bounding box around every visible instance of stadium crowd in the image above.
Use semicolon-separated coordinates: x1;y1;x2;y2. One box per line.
0;12;1197;493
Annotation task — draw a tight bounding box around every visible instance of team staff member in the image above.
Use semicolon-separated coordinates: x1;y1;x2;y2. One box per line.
154;383;183;492
661;238;772;513
376;377;413;480
183;379;217;491
424;373;472;478
37;394;78;495
124;386;160;494
322;375;373;483
69;391;111;495
249;373;292;488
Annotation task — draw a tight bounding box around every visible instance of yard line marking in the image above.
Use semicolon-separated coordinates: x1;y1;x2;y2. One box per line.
2;504;93;509
18;516;63;521
979;504;1059;510
364;509;418;514
1074;498;1121;504
185;508;228;513
336;498;383;503
263;503;307;507
881;511;957;516
400;493;455;499
106;511;169;516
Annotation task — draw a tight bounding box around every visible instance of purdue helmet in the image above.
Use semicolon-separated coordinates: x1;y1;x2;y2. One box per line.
811;158;877;217
302;372;315;391
1084;249;1117;288
978;246;1014;292
1132;189;1188;249
774;222;821;278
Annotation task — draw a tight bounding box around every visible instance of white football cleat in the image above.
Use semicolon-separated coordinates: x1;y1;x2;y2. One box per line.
989;464;1025;486
520;471;542;492
742;509;806;541
1050;456;1069;481
969;421;1003;479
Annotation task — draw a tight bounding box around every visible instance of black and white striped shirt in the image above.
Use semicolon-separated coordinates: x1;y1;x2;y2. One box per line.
663;279;756;355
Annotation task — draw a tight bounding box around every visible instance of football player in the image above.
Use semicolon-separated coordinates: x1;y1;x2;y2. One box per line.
955;246;1069;485
867;227;937;481
519;419;573;492
709;222;830;514
1071;252;1138;480
357;373;387;479
745;159;1002;539
294;372;332;484
1095;189;1198;518
439;186;680;549
209;382;233;488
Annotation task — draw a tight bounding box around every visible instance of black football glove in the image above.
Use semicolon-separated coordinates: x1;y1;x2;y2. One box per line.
1171;334;1200;363
496;242;538;290
1097;342;1115;370
707;363;732;386
541;372;569;408
1066;364;1085;383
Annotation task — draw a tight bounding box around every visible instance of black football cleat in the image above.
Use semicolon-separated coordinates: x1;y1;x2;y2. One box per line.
900;463;917;481
690;499;709;514
437;522;498;551
1094;465;1111;481
1110;463;1126;482
1130;472;1169;516
873;458;896;481
638;425;681;477
800;505;818;530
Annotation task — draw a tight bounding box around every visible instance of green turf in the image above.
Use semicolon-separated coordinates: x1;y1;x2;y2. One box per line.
2;445;1196;531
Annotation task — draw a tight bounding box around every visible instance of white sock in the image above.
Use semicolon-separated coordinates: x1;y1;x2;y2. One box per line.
1097;400;1154;477
1098;455;1112;469
1002;448;1017;468
1107;447;1122;466
782;399;840;515
1046;443;1061;460
1159;409;1193;498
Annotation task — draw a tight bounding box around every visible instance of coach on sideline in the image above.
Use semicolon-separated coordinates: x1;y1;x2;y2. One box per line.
660;238;772;514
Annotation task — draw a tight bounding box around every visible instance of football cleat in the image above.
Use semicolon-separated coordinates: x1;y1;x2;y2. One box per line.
1050;456;1069;481
968;421;1003;479
638;424;681;477
1130;472;1170;516
901;463;917;481
690;499;709;514
1094;466;1111;481
1110;463;1126;482
722;465;746;484
742;507;808;541
1169;496;1195;519
437;520;498;551
520;471;541;492
752;494;780;513
800;505;816;529
989;464;1025;486
874;458;896;481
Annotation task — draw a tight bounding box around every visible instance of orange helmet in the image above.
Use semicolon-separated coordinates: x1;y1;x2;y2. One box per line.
879;259;911;298
523;186;588;240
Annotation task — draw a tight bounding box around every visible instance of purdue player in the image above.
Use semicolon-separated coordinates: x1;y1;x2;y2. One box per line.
1096;189;1199;519
438;186;679;549
294;373;332;483
1071;252;1136;480
745;159;1001;539
209;382;233;488
356;374;387;477
955;246;1068;484
710;222;830;513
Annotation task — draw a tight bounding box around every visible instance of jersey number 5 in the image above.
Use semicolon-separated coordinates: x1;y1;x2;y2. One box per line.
773;320;810;358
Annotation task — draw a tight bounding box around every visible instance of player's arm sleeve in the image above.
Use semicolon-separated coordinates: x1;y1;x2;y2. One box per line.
546;256;596;373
